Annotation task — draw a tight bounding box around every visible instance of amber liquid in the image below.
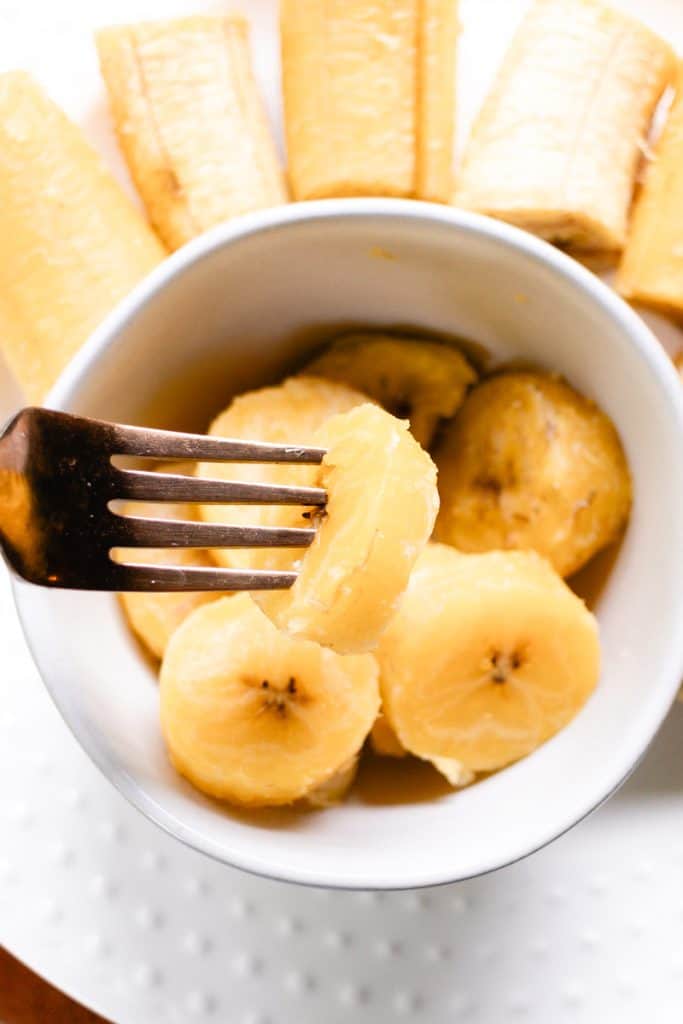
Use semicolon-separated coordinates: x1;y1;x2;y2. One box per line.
353;750;453;805
226;751;455;828
568;537;622;611
135;321;494;436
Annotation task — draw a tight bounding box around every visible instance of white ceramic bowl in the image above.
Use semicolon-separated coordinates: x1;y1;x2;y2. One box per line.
14;200;683;889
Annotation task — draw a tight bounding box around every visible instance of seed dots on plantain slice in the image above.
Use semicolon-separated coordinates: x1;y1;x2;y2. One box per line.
160;595;379;807
378;543;600;774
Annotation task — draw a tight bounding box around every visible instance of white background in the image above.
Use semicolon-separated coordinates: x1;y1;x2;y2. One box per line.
2;2;683;1021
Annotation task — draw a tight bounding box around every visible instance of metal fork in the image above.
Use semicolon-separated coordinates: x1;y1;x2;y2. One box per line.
0;407;326;592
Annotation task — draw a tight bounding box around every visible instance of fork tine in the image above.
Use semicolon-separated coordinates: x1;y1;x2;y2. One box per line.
114;563;297;591
111;422;326;464
114;516;316;549
114;468;327;506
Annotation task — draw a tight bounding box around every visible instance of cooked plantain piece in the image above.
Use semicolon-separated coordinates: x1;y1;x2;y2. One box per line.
0;72;165;402
281;0;457;202
617;64;683;315
416;0;460;202
97;16;288;251
304;333;476;448
454;0;675;255
434;372;632;578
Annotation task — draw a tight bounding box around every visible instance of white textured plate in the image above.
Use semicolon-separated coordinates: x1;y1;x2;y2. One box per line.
2;0;683;1020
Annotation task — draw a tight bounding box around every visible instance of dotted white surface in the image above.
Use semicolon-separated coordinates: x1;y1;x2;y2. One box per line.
2;1;683;1021
3;555;683;1024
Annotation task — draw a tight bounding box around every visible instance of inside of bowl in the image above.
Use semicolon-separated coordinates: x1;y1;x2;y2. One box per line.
17;204;683;888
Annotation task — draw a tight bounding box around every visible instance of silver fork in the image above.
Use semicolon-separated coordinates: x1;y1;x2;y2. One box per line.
0;407;326;592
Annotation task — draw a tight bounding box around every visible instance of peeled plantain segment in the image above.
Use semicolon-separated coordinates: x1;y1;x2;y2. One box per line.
0;72;165;402
434;372;632;578
118;463;226;660
416;0;460;202
97;17;288;251
304;333;476;448
370;714;407;758
305;755;359;807
370;711;474;787
378;544;600;774
281;0;457;202
617;64;683;315
198;376;368;571
454;0;675;254
160;595;379;807
255;403;439;654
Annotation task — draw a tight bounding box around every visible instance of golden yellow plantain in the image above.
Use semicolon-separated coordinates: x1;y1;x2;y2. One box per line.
454;0;675;255
97;16;288;250
0;72;165;402
281;0;457;202
618;64;683;315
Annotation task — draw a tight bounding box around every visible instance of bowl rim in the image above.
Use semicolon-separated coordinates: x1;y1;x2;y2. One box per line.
14;197;683;890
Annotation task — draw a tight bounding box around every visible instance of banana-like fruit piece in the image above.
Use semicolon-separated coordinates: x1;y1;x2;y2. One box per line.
617;65;683;314
255;403;439;654
97;17;288;251
304;755;359;808
160;595;379;807
281;0;457;202
0;72;165;403
304;333;477;448
370;713;474;788
675;352;683;382
429;757;474;788
434;372;632;578
416;0;460;202
454;0;675;254
378;544;600;774
370;714;407;758
118;462;225;659
198;376;368;570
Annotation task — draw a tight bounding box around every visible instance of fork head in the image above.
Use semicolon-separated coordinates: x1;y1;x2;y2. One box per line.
0;407;326;592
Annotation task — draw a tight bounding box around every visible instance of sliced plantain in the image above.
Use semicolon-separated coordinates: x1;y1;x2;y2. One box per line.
0;72;165;402
370;711;474;788
416;0;460;202
617;63;683;315
304;333;476;448
429;757;475;788
454;0;675;254
378;544;600;774
254;403;439;654
97;16;288;251
118;462;226;660
281;0;457;202
160;595;379;807
198;375;368;570
434;372;632;578
304;755;359;808
369;714;407;758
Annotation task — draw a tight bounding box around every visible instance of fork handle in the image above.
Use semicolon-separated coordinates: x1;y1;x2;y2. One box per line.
0;410;34;575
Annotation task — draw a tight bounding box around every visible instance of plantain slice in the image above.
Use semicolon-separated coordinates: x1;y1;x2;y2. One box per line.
0;72;165;402
280;0;457;202
378;544;600;774
160;595;379;807
454;0;675;255
617;64;683;316
304;333;476;448
434;372;632;578
97;16;288;250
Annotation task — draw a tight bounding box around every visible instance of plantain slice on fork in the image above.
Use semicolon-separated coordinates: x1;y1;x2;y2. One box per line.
96;16;288;251
454;0;675;258
0;72;165;403
281;0;458;203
